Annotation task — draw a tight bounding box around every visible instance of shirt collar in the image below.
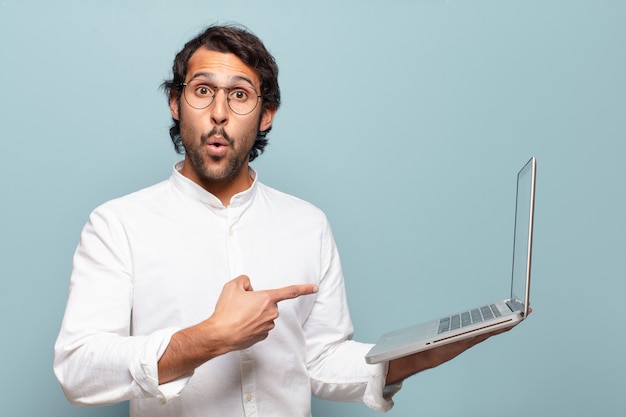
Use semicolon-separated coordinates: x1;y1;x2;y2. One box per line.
170;161;258;209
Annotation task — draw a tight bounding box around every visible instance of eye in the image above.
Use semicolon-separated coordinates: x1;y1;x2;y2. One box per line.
229;88;250;102
195;85;213;97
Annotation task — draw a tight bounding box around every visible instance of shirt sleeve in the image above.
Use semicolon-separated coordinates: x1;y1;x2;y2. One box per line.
304;220;402;412
53;205;189;405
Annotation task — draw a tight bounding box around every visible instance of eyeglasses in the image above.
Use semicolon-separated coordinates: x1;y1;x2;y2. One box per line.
180;79;263;115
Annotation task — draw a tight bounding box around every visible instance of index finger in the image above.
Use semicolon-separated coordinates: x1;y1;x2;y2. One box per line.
266;284;319;303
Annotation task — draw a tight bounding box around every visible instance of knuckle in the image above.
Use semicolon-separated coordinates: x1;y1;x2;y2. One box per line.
261;291;273;303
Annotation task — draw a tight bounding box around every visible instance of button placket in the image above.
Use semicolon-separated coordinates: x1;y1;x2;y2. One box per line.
240;351;258;416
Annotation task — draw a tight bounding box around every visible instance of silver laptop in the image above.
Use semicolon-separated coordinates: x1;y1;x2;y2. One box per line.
365;157;537;364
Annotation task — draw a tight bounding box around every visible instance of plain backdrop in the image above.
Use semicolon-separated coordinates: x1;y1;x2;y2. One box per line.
1;1;624;416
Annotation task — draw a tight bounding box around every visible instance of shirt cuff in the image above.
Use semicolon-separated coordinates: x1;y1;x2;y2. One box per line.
157;373;193;404
362;360;403;412
129;327;191;403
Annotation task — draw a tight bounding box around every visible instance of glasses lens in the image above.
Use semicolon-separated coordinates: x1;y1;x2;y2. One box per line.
227;87;260;115
183;80;260;115
183;81;213;109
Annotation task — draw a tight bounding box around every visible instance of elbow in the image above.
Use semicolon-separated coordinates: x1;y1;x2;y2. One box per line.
53;357;88;405
53;345;101;406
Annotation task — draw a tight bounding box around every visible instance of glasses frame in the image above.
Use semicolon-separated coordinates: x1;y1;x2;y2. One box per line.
179;82;263;115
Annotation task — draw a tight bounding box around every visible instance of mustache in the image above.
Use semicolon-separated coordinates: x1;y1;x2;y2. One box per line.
201;127;233;145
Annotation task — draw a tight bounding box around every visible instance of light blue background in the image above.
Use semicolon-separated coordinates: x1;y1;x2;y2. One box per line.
1;1;624;416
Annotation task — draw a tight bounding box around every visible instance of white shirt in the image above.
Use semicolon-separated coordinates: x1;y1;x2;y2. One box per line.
54;163;399;417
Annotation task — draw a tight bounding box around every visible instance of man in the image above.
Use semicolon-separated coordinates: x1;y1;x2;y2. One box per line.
54;24;500;416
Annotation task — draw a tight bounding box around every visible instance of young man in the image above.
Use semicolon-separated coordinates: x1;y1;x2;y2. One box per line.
54;25;500;417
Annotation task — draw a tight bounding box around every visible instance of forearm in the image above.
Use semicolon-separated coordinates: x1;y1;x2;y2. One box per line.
386;353;433;385
385;330;503;385
157;320;230;384
385;342;475;385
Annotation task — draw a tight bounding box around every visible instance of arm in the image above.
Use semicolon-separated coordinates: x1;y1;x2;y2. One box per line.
386;324;517;385
158;275;318;384
54;208;169;405
304;221;396;412
55;206;317;403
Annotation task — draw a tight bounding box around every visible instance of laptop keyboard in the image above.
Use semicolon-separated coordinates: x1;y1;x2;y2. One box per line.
437;304;501;334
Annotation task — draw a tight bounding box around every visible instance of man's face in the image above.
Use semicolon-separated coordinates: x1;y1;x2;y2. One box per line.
170;47;275;192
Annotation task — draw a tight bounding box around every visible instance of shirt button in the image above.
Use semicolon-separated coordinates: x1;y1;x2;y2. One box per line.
228;228;234;236
245;393;253;402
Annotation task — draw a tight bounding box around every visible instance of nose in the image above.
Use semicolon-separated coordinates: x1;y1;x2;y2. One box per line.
209;88;229;126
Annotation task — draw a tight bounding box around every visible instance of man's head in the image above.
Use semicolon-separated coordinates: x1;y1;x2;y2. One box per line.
162;24;280;162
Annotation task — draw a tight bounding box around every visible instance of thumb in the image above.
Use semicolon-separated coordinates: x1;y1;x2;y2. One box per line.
233;275;253;291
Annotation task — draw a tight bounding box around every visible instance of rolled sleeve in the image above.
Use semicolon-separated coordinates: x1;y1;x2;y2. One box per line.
130;327;192;404
308;341;403;412
363;359;402;412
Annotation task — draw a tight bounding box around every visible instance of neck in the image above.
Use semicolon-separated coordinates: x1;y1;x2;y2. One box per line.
180;160;254;207
205;173;254;206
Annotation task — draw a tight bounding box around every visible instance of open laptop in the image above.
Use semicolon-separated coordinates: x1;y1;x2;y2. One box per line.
365;156;537;364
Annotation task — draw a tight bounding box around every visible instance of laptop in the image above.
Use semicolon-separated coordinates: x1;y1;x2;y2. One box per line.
365;156;537;364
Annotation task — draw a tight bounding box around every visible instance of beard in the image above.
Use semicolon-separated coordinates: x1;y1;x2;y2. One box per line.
187;127;246;182
179;111;262;184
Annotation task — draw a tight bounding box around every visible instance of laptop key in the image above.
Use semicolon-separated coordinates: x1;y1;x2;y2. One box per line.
438;317;450;334
490;304;501;317
470;308;482;323
461;312;471;327
481;305;494;320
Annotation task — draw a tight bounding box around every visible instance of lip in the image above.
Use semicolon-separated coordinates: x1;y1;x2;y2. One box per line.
205;135;229;157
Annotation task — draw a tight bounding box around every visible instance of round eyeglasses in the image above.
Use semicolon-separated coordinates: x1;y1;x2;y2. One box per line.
180;79;263;115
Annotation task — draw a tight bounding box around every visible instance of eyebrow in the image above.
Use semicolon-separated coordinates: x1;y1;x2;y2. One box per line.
188;72;257;89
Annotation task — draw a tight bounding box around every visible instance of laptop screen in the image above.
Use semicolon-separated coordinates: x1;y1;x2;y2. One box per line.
510;157;536;317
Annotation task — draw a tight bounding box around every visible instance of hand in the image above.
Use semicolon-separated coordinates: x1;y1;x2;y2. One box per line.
209;275;319;351
158;275;318;384
386;308;533;384
385;325;515;385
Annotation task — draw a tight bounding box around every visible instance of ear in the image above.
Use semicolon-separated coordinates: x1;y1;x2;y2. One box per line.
169;91;180;121
259;104;277;131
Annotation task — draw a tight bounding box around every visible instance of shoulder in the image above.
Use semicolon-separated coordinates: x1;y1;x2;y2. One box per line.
89;180;173;221
257;182;325;213
255;182;330;225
